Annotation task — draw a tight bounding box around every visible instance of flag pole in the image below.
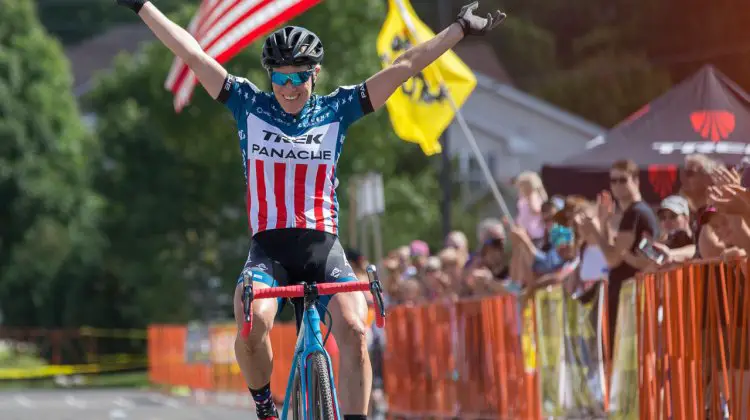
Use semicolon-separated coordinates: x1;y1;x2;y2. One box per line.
438;0;452;239
393;0;516;225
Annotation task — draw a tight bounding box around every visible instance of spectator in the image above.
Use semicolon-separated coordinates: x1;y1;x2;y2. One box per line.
681;154;722;258
649;195;696;264
395;246;411;272
514;171;548;247
444;230;470;264
507;196;578;279
399;278;423;305
382;256;406;304
681;154;718;217
422;256;456;301
407;240;430;279
477;218;506;245
580;159;659;358
480;237;510;281
656;196;693;247
422;256;442;299
572;204;609;292
437;247;463;292
468;218;506;269
538;198;565;251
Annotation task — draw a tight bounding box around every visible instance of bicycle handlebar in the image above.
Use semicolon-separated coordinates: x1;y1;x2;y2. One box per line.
240;265;386;338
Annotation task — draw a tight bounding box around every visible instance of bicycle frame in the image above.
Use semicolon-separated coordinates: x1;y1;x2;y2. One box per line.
279;296;342;420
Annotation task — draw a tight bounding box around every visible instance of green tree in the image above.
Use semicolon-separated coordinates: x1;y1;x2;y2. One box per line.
85;0;457;324
36;0;184;45
0;0;102;327
532;52;671;127
488;17;557;89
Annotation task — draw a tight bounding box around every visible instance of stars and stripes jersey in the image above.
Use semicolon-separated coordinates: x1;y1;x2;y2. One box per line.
218;74;374;236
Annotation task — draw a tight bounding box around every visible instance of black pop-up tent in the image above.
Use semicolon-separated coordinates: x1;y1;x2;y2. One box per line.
542;64;750;203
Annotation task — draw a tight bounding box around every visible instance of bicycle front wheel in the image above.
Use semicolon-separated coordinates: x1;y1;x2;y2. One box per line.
290;363;304;420
308;351;336;420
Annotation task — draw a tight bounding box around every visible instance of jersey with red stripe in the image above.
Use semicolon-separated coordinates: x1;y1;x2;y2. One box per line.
218;74;373;236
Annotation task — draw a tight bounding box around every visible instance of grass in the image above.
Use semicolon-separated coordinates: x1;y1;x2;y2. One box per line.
87;371;150;388
0;343;47;369
0;371;151;391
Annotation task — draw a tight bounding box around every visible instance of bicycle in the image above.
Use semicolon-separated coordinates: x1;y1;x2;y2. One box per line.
240;265;386;420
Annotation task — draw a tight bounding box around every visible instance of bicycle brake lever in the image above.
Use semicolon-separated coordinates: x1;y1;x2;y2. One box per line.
366;265;386;321
239;270;255;338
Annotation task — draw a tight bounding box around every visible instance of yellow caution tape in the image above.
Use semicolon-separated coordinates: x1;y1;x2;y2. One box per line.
0;362;147;380
78;327;147;339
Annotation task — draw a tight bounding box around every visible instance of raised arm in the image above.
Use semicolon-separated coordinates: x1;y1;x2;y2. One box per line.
116;0;227;99
366;1;505;110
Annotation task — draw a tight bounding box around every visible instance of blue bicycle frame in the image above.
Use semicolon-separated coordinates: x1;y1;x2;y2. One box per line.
279;298;342;420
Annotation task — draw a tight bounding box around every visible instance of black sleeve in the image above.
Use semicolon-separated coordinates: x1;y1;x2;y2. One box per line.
638;204;660;239
357;82;374;116
216;74;236;104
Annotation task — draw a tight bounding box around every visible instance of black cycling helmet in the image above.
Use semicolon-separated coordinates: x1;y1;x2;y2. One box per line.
261;26;324;70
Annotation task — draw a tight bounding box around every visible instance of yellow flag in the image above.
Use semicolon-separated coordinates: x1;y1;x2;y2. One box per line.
376;0;477;155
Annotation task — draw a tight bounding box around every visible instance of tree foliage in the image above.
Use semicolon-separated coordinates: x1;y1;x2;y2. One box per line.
0;0;102;327
532;52;671;127
36;0;183;45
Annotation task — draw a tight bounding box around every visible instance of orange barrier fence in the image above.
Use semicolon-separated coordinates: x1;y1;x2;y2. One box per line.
145;258;750;418
383;296;539;419
148;322;339;400
148;325;212;390
638;258;750;420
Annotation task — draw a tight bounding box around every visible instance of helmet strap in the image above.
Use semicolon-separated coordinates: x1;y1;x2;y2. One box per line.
310;65;317;92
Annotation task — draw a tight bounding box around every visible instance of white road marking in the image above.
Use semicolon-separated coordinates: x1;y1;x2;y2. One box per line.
64;394;87;409
164;398;181;408
109;408;128;419
114;397;135;408
14;395;33;408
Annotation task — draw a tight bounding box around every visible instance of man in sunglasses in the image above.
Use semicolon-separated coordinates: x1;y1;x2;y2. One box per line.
580;159;659;360
115;1;505;418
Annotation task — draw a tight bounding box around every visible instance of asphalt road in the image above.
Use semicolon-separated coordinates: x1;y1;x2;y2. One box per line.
0;389;258;420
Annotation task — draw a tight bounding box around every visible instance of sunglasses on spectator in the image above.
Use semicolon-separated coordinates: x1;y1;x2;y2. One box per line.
610;176;629;185
271;69;314;86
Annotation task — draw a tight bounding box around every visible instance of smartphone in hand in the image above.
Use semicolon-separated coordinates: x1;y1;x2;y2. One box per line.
637;237;666;265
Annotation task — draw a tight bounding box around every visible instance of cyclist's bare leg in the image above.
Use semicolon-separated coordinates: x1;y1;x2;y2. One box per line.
328;290;371;415
233;282;278;389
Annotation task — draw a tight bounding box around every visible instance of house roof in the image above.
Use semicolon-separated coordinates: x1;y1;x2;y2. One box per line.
452;40;513;85
65;23;155;97
472;73;605;138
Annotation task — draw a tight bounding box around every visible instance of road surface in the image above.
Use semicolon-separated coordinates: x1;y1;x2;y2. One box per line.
0;389;257;420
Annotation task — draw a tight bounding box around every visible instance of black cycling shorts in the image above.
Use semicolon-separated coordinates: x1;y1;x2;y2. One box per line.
235;228;358;312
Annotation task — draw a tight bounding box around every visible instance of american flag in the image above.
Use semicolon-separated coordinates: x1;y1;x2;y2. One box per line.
164;0;321;112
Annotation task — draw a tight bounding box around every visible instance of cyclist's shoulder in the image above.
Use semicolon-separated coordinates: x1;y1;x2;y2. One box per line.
321;83;367;102
224;74;272;106
315;83;368;120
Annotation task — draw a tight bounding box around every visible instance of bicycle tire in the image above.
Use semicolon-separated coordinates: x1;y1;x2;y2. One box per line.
290;363;304;420
309;351;336;420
